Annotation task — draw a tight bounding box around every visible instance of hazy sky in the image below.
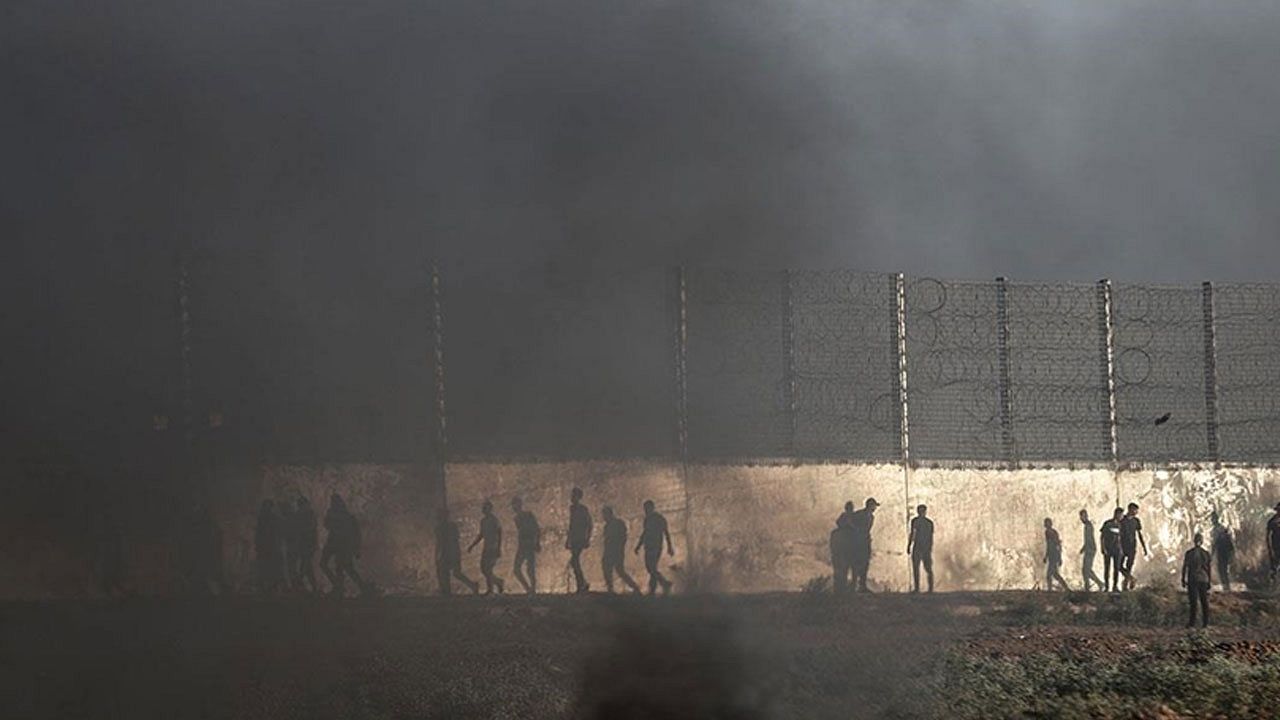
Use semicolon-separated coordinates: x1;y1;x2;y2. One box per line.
5;0;1280;462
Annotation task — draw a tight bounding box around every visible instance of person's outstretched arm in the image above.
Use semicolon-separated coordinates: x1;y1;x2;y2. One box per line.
1138;527;1148;556
467;531;482;553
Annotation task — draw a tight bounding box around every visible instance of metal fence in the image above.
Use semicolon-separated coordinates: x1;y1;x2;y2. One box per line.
169;262;1280;466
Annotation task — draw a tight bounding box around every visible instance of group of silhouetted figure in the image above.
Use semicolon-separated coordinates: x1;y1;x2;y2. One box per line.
828;499;1280;629
254;494;373;598
432;487;677;597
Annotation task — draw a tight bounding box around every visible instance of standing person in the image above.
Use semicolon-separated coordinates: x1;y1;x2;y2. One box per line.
849;498;879;593
290;496;319;593
566;487;593;594
601;506;641;594
1100;507;1124;592
1181;532;1212;628
435;508;479;596
467;500;505;595
511;497;541;595
1043;518;1070;591
830;514;853;594
1079;509;1105;592
634;500;675;595
1210;512;1234;593
1267;503;1280;587
321;494;372;598
254;499;284;595
907;504;934;594
1119;502;1148;591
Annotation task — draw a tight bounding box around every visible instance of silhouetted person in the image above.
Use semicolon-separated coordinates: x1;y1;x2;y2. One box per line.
1210;511;1234;593
1267;503;1280;586
567;487;593;594
830;514;853;593
1043;518;1070;591
435;508;479;595
468;500;505;595
848;498;879;592
1182;532;1212;628
907;504;934;593
321;494;372;598
1119;502;1147;590
255;499;284;595
1100;507;1124;592
1079;509;1104;592
601;506;640;594
511;497;541;595
635;500;674;595
838;500;856;528
289;496;318;593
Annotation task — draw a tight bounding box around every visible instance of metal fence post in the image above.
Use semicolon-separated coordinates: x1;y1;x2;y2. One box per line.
1096;280;1119;464
781;270;797;457
995;277;1014;464
674;267;689;464
894;273;912;548
1202;281;1220;463
430;261;449;507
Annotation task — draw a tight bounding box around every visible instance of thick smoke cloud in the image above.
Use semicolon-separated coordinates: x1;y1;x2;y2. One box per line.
4;0;1280;463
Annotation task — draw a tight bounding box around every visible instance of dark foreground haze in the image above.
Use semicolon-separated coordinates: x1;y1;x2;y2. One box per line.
9;590;1280;719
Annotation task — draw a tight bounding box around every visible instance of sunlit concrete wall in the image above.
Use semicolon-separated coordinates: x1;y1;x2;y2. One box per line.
33;461;1274;598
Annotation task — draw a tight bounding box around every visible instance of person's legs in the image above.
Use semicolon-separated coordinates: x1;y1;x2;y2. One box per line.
1121;552;1136;590
833;559;847;593
570;548;588;593
527;553;537;594
320;546;342;595
616;557;640;593
923;552;934;593
1217;553;1231;593
451;564;479;593
513;550;532;594
338;553;370;596
645;550;669;594
1198;582;1210;627
911;554;921;593
602;555;616;593
852;552;870;592
437;559;453;596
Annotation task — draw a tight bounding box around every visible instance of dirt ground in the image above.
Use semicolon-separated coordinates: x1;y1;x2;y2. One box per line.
5;589;1280;719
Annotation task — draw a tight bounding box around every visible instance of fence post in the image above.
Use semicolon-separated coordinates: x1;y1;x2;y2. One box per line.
995;277;1014;464
1096;280;1119;464
1202;281;1220;463
782;270;797;457
674;267;689;465
894;273;912;557
430;261;449;508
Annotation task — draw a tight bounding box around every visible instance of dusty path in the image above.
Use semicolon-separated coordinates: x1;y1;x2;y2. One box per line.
4;591;1277;719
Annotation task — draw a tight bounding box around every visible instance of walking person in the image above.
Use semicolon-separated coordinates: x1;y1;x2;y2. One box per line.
435;508;479;596
1043;518;1070;592
511;497;541;595
601;506;641;594
254;499;284;595
1210;512;1234;593
1119;502;1148;591
289;496;319;593
849;498;879;592
320;494;372;598
635;500;674;595
1182;532;1212;628
907;504;934;593
1267;503;1280;587
830;514;853;594
566;487;593;594
467;500;505;595
1100;507;1124;592
1079;509;1105;592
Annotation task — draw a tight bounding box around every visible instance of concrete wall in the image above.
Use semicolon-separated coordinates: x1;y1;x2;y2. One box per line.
8;461;1278;597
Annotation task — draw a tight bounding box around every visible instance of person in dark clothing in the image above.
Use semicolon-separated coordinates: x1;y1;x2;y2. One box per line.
435;508;479;596
289;496;319;593
1100;507;1124;592
1210;511;1234;593
566;487;593;594
907;504;934;593
321;494;372;598
601;506;641;594
511;497;541;595
467;500;505;595
1079;509;1105;592
838;500;856;529
848;498;879;592
1267;503;1280;586
1043;518;1070;591
1119;502;1148;591
1182;532;1212;628
255;499;284;595
635;500;674;595
830;514;854;593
